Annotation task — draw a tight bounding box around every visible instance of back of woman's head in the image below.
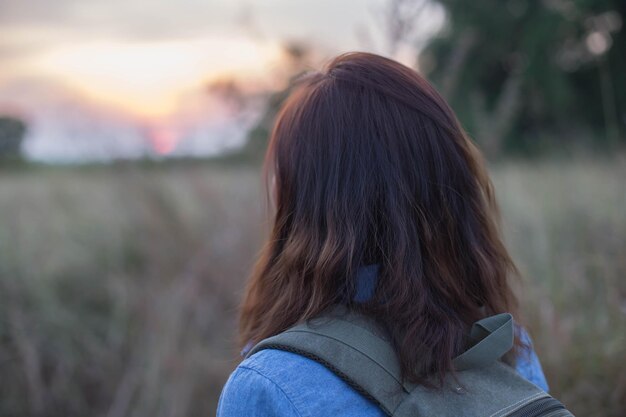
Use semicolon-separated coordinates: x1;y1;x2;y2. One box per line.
239;51;522;385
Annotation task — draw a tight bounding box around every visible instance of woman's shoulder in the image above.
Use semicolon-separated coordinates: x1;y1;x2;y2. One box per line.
217;328;549;416
216;350;303;417
216;349;385;417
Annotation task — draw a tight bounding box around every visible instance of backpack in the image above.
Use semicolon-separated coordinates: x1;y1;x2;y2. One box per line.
244;303;574;417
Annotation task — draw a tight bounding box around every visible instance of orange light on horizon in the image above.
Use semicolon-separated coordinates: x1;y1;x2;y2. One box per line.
14;36;284;118
148;125;181;155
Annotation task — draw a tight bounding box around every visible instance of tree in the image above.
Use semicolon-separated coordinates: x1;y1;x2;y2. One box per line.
419;0;625;157
0;115;27;161
238;41;314;162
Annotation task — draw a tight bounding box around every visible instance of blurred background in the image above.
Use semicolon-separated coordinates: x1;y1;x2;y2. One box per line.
0;0;624;416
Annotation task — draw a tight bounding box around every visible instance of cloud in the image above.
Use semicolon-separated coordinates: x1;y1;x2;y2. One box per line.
0;0;237;43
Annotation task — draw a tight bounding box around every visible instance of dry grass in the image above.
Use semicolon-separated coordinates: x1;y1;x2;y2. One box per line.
493;156;626;415
0;156;624;416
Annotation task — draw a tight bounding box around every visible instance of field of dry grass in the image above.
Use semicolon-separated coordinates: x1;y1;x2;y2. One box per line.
0;156;624;416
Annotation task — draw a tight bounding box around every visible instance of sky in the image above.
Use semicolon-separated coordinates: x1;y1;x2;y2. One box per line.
0;0;444;161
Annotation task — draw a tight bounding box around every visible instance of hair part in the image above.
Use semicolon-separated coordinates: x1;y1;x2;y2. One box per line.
238;51;524;386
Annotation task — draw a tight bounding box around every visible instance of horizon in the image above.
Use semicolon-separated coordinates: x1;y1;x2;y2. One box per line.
0;0;444;161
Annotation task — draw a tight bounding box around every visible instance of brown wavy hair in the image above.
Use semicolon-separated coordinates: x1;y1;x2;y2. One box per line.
238;51;524;386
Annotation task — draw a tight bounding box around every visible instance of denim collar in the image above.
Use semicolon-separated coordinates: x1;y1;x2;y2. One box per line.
353;263;380;303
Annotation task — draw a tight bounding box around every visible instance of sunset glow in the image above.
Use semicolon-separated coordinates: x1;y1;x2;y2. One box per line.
17;37;284;117
148;126;181;155
0;0;415;161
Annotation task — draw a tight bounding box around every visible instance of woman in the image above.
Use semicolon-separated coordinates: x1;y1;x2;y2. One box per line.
217;51;549;416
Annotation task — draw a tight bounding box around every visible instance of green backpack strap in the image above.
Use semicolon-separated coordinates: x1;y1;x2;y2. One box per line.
453;312;514;371
244;303;411;415
244;304;516;416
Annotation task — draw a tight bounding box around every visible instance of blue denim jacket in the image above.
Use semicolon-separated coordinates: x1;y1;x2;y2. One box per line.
217;264;549;417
